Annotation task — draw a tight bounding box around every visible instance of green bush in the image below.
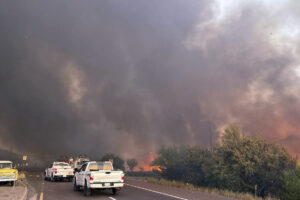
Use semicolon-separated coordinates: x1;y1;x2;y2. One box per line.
280;169;300;200
213;125;296;197
152;125;297;198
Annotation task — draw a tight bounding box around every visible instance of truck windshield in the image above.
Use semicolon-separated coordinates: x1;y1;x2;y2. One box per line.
77;161;87;165
54;163;69;167
0;163;12;169
88;162;113;171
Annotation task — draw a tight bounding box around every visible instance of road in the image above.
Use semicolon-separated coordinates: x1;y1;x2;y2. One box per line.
25;172;235;200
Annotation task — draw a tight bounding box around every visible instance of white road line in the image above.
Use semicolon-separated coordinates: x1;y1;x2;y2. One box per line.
108;197;116;200
126;184;188;200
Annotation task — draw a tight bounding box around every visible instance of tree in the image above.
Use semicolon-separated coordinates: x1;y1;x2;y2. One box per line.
127;158;138;171
213;125;296;197
101;153;125;170
152;145;189;181
280;169;300;200
152;145;215;186
152;125;297;198
184;146;215;186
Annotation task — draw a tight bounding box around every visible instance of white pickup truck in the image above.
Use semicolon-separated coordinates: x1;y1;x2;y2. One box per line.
74;161;124;196
45;162;74;182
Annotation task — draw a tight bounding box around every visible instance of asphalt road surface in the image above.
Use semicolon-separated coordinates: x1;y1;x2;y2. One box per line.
25;172;235;200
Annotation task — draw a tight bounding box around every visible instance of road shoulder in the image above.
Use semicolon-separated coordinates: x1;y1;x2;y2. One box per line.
0;180;28;200
126;177;236;200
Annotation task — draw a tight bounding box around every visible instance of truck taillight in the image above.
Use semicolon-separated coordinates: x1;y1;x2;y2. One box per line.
54;168;57;174
121;176;124;180
89;176;93;181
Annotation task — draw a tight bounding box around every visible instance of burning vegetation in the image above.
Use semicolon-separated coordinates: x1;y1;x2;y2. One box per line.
138;152;158;172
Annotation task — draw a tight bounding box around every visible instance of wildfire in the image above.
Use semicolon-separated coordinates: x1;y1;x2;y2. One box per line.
142;165;162;172
152;165;162;172
140;152;163;172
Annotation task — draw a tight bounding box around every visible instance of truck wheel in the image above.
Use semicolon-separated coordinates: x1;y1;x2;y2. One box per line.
112;188;118;195
73;179;80;191
50;174;54;182
83;181;91;196
9;181;14;186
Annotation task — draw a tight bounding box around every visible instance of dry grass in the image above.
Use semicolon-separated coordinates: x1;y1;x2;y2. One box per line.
141;177;278;200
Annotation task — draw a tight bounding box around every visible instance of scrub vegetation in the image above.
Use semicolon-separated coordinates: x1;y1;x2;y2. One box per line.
152;125;298;200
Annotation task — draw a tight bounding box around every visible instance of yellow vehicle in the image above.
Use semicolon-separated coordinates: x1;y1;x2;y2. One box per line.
0;161;18;186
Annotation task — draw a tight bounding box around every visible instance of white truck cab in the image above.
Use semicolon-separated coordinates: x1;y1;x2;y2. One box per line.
74;161;124;196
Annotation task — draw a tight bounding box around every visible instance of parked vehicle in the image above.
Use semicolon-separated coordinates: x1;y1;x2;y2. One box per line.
45;162;74;182
0;161;18;186
74;161;124;196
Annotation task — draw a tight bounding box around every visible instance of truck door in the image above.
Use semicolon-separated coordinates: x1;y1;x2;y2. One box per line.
46;164;52;177
77;163;87;186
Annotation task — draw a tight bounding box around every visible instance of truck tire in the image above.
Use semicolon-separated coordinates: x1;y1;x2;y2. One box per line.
44;174;49;181
112;188;118;195
50;174;54;182
73;179;80;191
83;181;91;196
9;181;14;186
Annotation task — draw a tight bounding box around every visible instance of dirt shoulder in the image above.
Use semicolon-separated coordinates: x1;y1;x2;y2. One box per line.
0;179;28;200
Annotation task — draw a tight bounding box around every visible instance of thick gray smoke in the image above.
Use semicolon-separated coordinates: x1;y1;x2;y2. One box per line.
0;0;299;162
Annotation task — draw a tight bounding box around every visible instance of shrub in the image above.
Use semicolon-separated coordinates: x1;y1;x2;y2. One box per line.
280;169;300;200
153;125;297;198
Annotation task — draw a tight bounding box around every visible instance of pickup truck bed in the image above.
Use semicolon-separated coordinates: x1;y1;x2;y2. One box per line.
45;162;74;182
89;170;124;188
74;161;124;196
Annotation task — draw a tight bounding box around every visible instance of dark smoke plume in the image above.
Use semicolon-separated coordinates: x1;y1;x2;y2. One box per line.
0;0;299;162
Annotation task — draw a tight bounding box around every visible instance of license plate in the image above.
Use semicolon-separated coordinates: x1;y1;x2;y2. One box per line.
105;183;110;186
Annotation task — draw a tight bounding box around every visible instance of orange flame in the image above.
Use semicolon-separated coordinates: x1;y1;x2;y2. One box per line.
151;165;162;172
139;152;162;172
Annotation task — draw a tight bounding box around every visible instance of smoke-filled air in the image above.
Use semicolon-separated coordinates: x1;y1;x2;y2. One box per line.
0;0;300;162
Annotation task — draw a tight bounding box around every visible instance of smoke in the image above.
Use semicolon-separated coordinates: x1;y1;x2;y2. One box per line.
0;0;299;161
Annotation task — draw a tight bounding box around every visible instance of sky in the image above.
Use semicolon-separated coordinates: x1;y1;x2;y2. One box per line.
0;0;299;162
